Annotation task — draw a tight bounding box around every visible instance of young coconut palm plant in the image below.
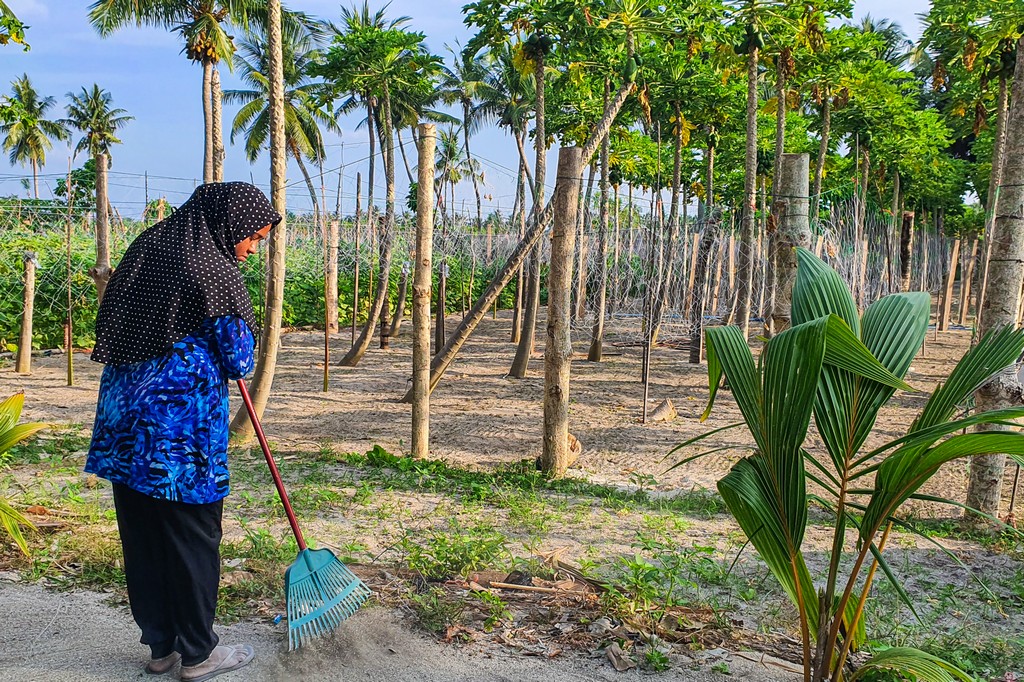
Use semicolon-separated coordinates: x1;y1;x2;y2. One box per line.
0;392;47;555
674;248;1024;682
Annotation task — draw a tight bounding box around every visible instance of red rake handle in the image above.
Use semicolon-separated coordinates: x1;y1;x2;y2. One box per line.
237;379;307;551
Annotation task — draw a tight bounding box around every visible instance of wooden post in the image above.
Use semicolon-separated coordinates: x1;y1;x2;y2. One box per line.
65;158;74;387
769;153;810;333
938;238;961;331
16;252;37;375
958;238;979;326
711;236;725;314
684;232;699;313
542;147;583;477
412;124;436;459
352;173;362;345
857;238;869;308
899;211;915;292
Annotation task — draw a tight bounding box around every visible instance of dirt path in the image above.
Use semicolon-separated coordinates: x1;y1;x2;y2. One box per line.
0;583;792;682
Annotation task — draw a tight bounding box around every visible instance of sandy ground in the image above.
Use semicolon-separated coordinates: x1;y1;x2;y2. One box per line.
0;583;793;682
5;309;1018;514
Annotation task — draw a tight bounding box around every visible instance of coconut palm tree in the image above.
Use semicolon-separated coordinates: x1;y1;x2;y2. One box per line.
229;0;288;436
1;75;69;199
89;1;241;182
318;8;442;364
859;14;912;68
326;2;412;221
225;34;337;217
88;1;315;182
438;43;491;258
62;85;132;303
478;43;535;343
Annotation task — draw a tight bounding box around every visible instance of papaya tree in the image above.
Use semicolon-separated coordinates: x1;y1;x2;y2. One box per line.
315;18;442;365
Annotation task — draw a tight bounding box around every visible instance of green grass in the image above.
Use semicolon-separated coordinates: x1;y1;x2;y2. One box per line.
331;445;728;517
3;428;91;467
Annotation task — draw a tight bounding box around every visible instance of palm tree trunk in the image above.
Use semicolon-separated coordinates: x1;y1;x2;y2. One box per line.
31;158;39;200
735;47;759;341
390;264;409;337
511;151;527;344
772;57;787;204
211;64;225;183
202;60;214;184
509;53;548;379
396;127;415;184
292;145;321;233
812;97;831;219
574;158;597;320
689;142;716;363
231;0;287;436
588;109;611;362
366;99;376;222
977;73;1010;330
400;72;635;401
90;152;113;303
340;86;396;364
771;153;811;332
967;38;1024;520
463;102;486;262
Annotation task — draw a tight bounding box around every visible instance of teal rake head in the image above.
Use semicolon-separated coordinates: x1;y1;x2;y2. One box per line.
285;547;371;650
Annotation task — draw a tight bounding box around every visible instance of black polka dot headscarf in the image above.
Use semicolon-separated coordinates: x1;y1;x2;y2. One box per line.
91;182;282;366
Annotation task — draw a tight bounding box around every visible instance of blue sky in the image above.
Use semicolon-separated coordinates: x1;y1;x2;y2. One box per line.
3;0;929;217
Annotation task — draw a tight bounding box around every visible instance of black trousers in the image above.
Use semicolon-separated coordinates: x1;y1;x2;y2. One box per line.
112;483;223;666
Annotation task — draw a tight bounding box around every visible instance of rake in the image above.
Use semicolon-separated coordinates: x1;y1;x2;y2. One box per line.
237;379;371;650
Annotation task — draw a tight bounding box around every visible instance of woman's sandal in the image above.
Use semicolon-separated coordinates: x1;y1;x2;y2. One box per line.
145;652;181;675
180;644;255;682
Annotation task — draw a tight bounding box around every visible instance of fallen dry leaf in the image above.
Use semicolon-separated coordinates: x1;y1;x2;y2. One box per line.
605;642;636;672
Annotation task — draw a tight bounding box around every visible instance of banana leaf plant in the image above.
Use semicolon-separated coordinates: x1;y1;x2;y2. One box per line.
0;392;47;555
674;249;1024;682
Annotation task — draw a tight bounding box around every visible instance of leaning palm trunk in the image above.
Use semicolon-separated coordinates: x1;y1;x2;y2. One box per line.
588;92;612;362
230;0;286;436
967;38;1024;519
677;247;1024;682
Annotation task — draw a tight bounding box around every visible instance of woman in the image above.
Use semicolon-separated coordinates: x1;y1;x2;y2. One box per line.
86;182;281;681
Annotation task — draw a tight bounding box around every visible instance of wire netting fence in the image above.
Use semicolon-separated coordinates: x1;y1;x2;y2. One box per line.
1;185;962;361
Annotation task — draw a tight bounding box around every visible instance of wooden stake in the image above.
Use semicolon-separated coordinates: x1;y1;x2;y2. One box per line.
958;238;979;326
65;158;74;387
16;252;37;374
938;238;961;331
412;125;436;459
353;173;362;345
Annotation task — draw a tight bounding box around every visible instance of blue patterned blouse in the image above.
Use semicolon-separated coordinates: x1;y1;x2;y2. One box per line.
86;316;255;504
